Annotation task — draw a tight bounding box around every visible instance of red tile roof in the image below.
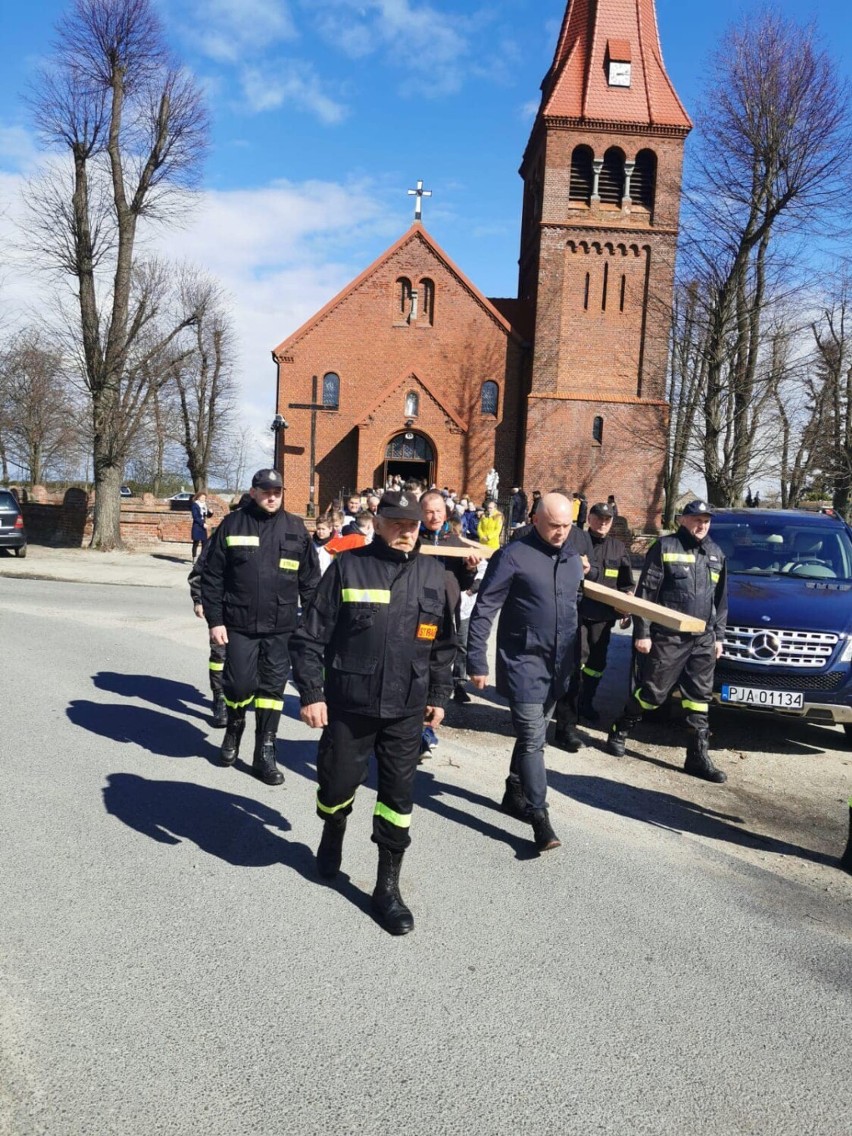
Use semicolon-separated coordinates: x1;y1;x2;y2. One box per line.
542;0;691;130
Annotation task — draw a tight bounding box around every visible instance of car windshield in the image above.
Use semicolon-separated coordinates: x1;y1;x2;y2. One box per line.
0;491;20;512
713;519;852;581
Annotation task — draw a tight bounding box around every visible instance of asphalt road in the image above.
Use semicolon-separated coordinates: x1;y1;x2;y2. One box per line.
1;577;850;1136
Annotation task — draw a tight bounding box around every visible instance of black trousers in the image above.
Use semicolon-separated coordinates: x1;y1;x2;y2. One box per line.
621;629;717;733
315;709;423;853
208;640;227;696
222;630;291;736
556;619;614;727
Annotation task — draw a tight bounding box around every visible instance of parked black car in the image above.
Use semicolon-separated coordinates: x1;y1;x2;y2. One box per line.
710;509;852;737
0;489;27;557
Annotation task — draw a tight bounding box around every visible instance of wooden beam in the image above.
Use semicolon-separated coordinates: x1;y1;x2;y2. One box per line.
583;581;706;633
419;540;495;559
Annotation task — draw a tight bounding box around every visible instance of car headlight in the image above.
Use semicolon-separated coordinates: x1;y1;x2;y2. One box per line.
840;637;852;663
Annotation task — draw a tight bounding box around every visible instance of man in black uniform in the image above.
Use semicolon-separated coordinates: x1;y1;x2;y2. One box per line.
567;501;633;723
188;542;228;727
606;500;729;783
201;469;320;784
290;491;455;936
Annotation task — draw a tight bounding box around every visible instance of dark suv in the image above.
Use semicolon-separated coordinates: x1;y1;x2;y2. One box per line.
0;489;27;557
710;509;852;736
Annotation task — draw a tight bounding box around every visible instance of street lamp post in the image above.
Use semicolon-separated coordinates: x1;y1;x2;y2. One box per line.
270;414;288;504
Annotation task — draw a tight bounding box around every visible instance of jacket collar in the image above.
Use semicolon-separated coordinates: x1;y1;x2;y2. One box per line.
372;535;421;563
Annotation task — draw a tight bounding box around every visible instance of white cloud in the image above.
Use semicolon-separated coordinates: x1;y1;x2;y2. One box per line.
188;0;298;63
0;125;41;174
312;0;474;95
241;61;348;124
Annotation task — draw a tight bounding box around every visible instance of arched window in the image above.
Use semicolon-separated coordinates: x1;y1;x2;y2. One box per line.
322;372;340;409
598;148;625;206
569;145;594;204
420;278;435;325
396;277;412;319
404;390;419;418
593;416;604;444
631;149;657;210
481;381;499;416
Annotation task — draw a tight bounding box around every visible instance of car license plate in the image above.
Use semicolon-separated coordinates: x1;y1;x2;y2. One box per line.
721;685;804;709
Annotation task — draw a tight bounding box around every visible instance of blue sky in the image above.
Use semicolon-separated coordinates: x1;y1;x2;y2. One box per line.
1;0;850;463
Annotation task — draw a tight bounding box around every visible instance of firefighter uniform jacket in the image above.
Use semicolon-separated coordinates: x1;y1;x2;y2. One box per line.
290;539;456;718
580;532;633;623
633;528;728;641
200;503;320;634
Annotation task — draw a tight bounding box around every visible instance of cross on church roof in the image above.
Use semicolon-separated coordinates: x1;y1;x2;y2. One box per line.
407;179;432;222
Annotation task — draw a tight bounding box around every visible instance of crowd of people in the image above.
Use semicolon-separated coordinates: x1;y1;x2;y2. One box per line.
190;468;731;936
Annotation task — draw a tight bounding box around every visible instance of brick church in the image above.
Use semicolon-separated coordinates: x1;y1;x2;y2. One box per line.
271;0;691;529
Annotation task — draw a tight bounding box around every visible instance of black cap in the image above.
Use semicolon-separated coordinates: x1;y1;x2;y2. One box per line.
589;502;613;518
252;468;283;490
681;499;714;517
376;491;422;521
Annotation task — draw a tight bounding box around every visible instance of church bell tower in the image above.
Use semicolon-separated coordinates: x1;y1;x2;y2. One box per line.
518;0;691;528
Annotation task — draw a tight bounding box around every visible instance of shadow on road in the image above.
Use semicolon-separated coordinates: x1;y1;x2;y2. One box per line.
548;771;835;867
92;672;209;722
101;773;374;916
414;769;537;860
68;700;221;763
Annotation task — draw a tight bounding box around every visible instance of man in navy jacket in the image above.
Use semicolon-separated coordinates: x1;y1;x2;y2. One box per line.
467;493;584;853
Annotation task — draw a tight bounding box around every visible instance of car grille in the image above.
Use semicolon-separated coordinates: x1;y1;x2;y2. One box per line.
722;625;838;669
715;662;846;692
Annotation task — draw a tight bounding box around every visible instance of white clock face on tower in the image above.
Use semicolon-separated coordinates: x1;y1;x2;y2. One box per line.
608;61;632;88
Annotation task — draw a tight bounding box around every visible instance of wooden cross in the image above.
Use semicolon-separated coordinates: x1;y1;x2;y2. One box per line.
408;179;432;222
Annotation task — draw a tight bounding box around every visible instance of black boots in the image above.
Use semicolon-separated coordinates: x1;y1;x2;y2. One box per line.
553;722;583;752
317;816;347;879
500;775;531;822
372;847;414;935
453;683;472;704
606;720;631;757
211;693;228;728
253;732;284;785
531;809;561;852
578;676;601;723
219;712;246;765
684;731;727;783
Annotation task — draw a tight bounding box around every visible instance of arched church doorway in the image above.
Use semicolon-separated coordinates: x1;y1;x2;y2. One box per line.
380;431;435;488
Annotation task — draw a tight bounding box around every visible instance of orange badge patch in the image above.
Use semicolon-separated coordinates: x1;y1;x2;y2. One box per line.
416;622;439;641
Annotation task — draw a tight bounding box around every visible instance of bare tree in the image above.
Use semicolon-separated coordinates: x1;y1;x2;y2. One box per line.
662;282;707;526
682;10;852;506
26;0;208;548
0;328;84;483
809;287;852;512
170;273;237;492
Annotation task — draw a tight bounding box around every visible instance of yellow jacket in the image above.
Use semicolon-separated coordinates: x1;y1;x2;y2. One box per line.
478;512;504;549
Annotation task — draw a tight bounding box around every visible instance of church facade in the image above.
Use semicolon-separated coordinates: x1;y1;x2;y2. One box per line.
272;0;691;527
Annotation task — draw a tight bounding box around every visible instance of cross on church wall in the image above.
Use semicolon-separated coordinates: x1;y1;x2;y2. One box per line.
407;179;432;222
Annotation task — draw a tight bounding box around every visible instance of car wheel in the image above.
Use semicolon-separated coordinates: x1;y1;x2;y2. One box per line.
14;545;27;558
844;724;852;745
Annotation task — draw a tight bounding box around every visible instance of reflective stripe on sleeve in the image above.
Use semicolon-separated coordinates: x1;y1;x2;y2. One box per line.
374;802;412;828
255;697;284;711
682;699;709;713
662;553;695;564
710;571;720;583
225;535;260;548
208;661;225;672
317;792;355;816
279;559;300;571
341;588;391;604
582;665;604;679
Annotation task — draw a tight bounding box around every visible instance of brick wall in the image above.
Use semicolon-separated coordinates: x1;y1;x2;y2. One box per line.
16;487;231;548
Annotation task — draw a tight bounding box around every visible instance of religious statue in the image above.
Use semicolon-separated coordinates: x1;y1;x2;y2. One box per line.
485;468;499;499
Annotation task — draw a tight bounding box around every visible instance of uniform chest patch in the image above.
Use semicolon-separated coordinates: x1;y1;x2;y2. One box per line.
416;622;439;641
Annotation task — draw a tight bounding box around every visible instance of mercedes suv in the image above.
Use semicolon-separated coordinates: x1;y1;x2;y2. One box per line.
710;509;852;736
